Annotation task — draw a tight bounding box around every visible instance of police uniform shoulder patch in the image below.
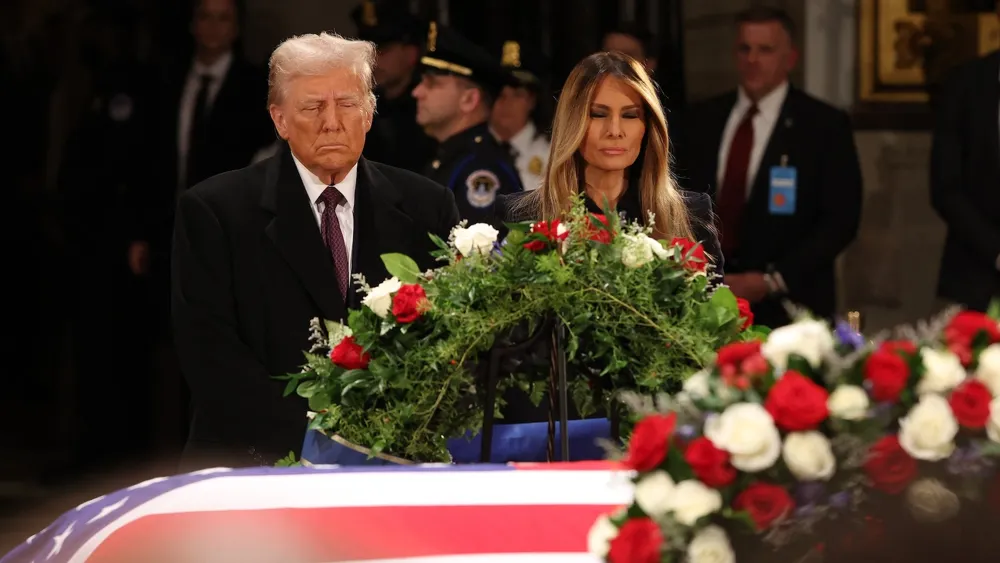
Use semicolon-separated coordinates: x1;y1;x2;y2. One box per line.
465;169;501;208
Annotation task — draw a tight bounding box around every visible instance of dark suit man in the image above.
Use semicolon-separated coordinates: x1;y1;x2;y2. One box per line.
675;7;862;328
129;0;273;291
930;4;1000;312
172;31;461;469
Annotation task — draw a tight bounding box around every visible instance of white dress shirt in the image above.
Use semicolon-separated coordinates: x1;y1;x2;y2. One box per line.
716;81;790;198
292;154;358;274
177;51;233;189
502;122;551;191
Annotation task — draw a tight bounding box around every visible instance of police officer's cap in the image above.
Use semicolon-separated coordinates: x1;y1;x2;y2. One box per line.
419;22;511;99
498;40;549;90
350;0;423;46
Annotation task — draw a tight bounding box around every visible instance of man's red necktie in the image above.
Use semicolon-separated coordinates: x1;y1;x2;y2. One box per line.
717;105;758;257
319;186;350;301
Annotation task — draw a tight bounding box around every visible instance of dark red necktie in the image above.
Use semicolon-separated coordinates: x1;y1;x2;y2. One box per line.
318;186;350;300
717;104;758;257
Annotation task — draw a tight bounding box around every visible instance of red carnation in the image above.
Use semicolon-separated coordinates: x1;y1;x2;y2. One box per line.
684;437;737;488
523;219;568;252
623;413;676;472
863;435;917;494
736;297;754;330
715;340;768;390
948;379;993;429
864;344;913;403
944;311;1000;365
608;518;663;563
764;370;829;431
670;237;707;272
733;482;795;531
392;283;429;324
330;336;371;370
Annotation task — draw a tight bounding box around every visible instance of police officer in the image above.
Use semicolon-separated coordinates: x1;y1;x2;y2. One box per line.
350;0;435;172
412;22;523;223
490;40;552;191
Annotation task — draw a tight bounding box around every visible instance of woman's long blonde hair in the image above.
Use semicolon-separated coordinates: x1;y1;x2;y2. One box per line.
515;51;693;241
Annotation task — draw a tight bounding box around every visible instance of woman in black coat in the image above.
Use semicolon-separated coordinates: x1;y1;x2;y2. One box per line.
493;50;722;274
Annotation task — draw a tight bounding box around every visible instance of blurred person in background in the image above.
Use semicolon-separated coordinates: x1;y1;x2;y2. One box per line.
929;0;1000;313
490;39;551;191
413;22;523;223
675;7;862;328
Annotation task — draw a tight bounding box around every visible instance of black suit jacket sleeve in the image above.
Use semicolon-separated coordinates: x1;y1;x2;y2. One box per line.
171;189;300;452
930;68;1000;265
775;111;862;292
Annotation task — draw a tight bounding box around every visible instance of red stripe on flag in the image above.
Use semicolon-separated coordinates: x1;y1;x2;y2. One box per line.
87;504;621;562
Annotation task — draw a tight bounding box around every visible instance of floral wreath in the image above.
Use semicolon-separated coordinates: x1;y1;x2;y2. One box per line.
280;198;763;463
588;308;1000;563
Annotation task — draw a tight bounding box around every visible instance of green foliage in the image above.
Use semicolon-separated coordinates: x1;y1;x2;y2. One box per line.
280;196;749;462
274;451;301;467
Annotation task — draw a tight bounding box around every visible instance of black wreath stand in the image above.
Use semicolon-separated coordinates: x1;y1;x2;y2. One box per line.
477;316;621;463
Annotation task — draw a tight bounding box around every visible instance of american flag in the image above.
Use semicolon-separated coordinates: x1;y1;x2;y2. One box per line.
1;462;632;562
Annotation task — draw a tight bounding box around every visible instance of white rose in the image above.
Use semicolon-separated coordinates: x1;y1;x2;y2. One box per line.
827;385;869;421
687;525;735;563
898;394;958;461
361;277;402;318
704;403;782;472
662;479;723;526
452;223;499;257
621;234;656;268
988;397;1000;443
633;470;676;517
917;348;966;396
586;513;619;557
782;431;836;481
761;319;834;371
975;344;1000;397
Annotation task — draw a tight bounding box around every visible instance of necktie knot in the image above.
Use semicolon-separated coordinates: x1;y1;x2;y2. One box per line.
743;104;759;121
319;185;344;207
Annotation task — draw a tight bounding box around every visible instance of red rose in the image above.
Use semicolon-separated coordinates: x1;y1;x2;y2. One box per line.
863;435;916;494
948;379;993;429
864;345;912;402
764;371;829;431
330;336;371;370
945;311;1000;365
684;437;737;488
716;340;768;390
670;237;707;272
608;518;663;563
586;214;615;244
736;298;754;330
623;413;676;472
392;284;429;324
733;482;795;531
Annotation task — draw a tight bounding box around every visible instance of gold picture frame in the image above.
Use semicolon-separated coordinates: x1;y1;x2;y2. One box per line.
858;0;999;104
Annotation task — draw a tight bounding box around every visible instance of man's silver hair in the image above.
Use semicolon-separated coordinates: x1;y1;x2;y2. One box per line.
268;32;377;114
